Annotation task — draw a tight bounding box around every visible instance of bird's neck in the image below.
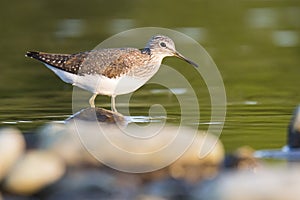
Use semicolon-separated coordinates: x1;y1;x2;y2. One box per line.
140;48;151;55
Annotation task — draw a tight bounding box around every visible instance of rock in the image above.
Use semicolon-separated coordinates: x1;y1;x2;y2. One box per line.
4;150;65;195
197;166;300;200
36;120;224;181
24;132;41;149
1;193;34;200
0;127;25;181
37;123;100;166
223;146;259;171
64;120;224;177
40;168;141;200
36;122;67;148
168;132;224;182
66;107;127;125
136;195;167;200
141;177;192;199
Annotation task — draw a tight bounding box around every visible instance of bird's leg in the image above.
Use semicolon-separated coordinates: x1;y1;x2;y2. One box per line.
111;95;117;112
89;94;97;108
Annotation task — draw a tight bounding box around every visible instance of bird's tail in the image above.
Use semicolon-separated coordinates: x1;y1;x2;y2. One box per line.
25;51;41;59
25;51;88;75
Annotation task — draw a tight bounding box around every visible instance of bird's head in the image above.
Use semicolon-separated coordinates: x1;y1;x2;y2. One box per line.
146;35;198;68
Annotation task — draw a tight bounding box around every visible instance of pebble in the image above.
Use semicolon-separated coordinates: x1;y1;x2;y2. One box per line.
0;127;25;181
223;146;259;171
141;177;192;199
135;195;167;200
197;166;300;200
61;120;224;181
36;120;224;183
40;167;141;200
4;150;65;195
37;123;100;166
169;131;224;182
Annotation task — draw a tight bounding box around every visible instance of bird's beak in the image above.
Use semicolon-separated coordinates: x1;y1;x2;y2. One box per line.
174;51;198;68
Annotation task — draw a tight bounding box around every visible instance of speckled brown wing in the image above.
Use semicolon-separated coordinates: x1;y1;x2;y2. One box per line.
25;51;89;74
26;48;146;78
99;49;151;78
77;48;150;78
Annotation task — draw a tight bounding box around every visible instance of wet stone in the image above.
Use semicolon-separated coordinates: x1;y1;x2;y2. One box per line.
36;123;100;167
66;107;127;125
3;150;65;195
197;167;300;200
39;167;141;200
0;127;25;181
223;146;259;171
168;131;224;183
141;177;193;200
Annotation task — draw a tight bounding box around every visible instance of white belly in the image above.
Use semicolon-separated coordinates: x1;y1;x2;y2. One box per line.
45;64;151;96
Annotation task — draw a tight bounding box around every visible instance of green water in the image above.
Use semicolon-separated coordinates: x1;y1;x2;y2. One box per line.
1;0;300;152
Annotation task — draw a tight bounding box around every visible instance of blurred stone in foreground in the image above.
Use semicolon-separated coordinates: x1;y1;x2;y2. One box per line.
36;120;224;181
136;195;166;200
66;120;223;176
37;123;101;166
0;127;25;181
169;131;224;182
199;166;300;200
41;168;142;200
0;116;224;198
223;146;259;171
4;150;65;195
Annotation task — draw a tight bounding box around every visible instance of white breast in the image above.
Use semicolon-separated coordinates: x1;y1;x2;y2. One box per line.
45;64;153;96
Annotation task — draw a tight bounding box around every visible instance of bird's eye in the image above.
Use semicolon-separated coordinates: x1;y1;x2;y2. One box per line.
160;42;166;47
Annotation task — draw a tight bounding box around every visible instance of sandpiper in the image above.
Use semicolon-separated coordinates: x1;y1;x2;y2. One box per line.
26;35;198;112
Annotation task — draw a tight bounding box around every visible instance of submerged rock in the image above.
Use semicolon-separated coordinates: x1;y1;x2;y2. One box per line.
66;107;127;125
0;127;25;181
4;150;65;195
